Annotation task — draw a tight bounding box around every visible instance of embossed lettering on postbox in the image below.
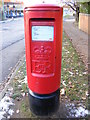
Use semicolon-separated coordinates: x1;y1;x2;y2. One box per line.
31;45;54;74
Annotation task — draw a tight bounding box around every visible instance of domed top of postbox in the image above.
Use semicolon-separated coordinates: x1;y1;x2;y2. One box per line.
24;4;62;11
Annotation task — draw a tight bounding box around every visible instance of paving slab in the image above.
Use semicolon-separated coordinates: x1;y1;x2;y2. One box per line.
63;21;88;68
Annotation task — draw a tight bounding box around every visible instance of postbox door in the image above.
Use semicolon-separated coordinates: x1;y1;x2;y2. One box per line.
31;19;55;75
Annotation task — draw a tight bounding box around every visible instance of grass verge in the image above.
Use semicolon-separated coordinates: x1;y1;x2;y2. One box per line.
11;32;88;118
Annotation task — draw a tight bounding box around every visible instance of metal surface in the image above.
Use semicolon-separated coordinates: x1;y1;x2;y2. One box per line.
24;4;62;11
24;4;63;94
28;89;60;116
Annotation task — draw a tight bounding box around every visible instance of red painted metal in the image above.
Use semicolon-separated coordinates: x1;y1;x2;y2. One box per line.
24;4;63;94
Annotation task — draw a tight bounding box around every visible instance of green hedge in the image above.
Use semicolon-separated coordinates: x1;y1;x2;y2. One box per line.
80;2;90;14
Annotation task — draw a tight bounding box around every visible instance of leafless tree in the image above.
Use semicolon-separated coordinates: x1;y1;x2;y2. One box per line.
64;1;80;22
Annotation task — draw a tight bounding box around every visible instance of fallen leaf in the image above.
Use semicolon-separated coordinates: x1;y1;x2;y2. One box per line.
83;84;86;86
21;93;25;97
62;81;67;86
16;109;19;114
86;91;89;96
65;96;68;99
79;74;82;76
60;88;65;95
7;116;10;119
69;71;74;75
82;97;86;100
83;72;87;75
69;81;72;85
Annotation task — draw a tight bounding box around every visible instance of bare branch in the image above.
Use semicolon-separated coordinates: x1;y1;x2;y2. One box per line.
69;2;75;5
65;2;76;11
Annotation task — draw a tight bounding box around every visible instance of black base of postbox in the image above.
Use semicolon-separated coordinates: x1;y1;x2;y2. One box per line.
28;89;60;116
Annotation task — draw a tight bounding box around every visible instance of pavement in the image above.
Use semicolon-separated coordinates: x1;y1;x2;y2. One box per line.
63;21;88;68
0;17;25;82
0;18;13;24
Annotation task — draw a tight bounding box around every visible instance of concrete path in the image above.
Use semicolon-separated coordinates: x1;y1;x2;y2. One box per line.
0;17;25;82
63;21;88;68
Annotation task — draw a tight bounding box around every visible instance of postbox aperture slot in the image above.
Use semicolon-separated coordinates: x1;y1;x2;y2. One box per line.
31;18;55;21
30;18;55;42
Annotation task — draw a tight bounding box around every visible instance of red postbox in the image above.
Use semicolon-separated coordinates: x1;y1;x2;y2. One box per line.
24;4;63;115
